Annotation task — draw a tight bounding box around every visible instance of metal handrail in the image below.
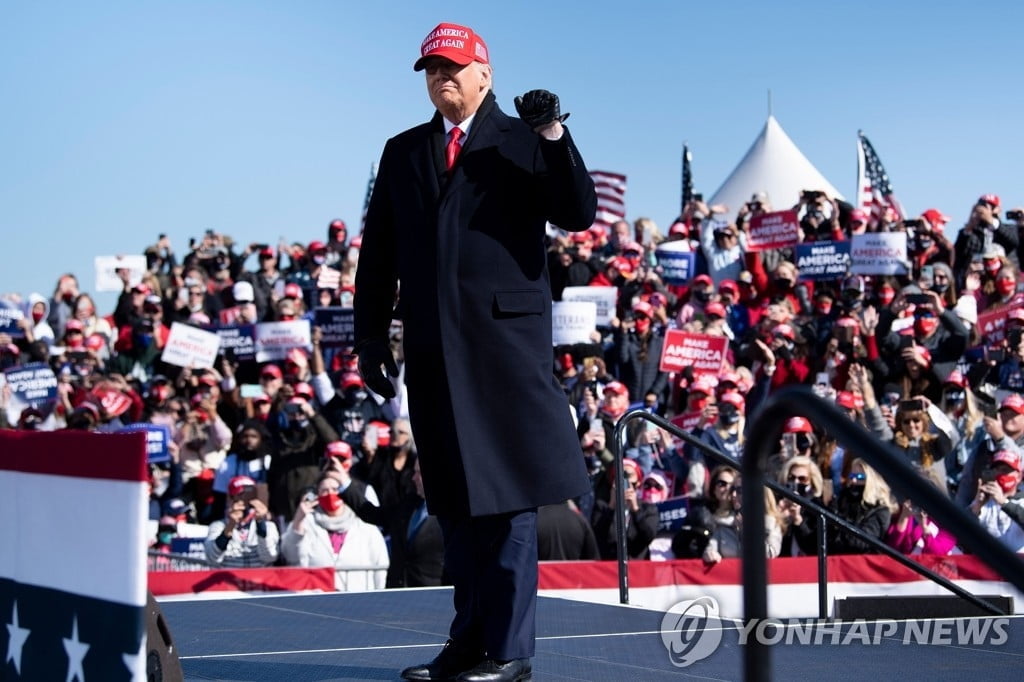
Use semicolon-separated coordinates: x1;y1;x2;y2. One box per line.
741;386;1024;682
611;405;1006;618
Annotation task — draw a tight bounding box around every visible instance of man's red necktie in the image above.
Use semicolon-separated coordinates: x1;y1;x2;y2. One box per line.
446;127;463;171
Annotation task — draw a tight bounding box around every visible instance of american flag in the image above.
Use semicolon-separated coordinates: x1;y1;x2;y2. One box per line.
360;162;377;232
856;131;905;229
681;145;693;214
590;170;627;229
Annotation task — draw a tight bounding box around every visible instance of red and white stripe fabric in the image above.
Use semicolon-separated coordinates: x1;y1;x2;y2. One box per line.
590;170;627;229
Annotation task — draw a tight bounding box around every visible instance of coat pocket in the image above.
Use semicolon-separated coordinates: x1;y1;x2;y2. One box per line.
493;289;545;316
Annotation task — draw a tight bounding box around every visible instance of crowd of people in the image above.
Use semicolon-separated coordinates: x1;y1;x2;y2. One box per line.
3;190;1024;588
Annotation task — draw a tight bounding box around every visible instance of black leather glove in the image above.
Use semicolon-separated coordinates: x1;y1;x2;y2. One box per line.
357;340;398;399
514;89;570;129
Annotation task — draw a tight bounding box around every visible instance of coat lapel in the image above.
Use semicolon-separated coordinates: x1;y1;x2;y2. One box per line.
442;91;507;199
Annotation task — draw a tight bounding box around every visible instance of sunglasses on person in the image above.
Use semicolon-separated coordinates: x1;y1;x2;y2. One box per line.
787;474;810;484
642;480;664;491
848;472;866;484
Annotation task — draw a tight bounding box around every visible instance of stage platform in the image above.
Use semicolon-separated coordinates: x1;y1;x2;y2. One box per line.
160;588;1024;681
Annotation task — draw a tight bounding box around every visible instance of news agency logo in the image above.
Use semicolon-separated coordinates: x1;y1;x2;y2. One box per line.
660;596;1011;666
660;597;722;667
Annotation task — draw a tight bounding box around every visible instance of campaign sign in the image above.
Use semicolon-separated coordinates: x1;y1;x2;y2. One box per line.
659;330;728;375
94;254;147;292
794;240;851;280
215;324;256;362
255;319;312;362
119;422;171;463
561;287;617;327
552;301;597;345
656;496;690;533
850;232;908;275
314;307;355;348
161;322;221;369
747;210;800;251
655;242;696;285
975;296;1024;345
0;299;25;337
4;362;58;423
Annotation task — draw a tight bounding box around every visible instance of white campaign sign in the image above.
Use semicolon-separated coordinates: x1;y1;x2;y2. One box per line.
552;301;596;345
850;232;909;275
94;255;148;292
160;322;221;369
255;320;312;361
561;286;618;326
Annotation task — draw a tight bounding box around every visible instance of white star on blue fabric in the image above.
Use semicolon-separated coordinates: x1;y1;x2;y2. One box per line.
5;601;31;675
62;615;89;682
121;633;146;681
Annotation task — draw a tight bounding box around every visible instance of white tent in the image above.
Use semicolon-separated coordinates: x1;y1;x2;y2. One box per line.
708;115;843;218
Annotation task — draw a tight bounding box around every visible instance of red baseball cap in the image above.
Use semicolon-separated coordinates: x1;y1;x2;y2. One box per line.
773;323;796;341
227;475;257;497
293;382;314;401
719;391;745;411
632;301;654;318
836;391;857;410
307;240;327;254
718;279;739;295
603;381;629;398
848;209;869;224
283;283;303;300
339;372;364;390
783;416;813;433
691;274;714;287
325;441;353;460
979;194;1001;208
922;208;951;226
993;449;1023;472
1000;393;1024;415
944;369;968;388
260;364;283;380
414;23;490;72
704;302;727;318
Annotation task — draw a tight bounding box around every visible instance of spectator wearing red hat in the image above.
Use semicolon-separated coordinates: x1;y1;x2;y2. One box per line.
563;230;602;288
236;242;282;321
325;219;348;268
717;278;752;341
174;393;233;521
968;448;1024;551
753;321;810;390
590;458;659;560
880;288;967;395
956;393;1024;506
744;255;812;319
954;194;1019;285
204;474;280;568
69;292;113;352
908;213;954;274
675;273;716;327
609;301;669;413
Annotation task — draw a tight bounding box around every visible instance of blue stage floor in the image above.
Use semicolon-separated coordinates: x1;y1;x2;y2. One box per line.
159;588;1024;681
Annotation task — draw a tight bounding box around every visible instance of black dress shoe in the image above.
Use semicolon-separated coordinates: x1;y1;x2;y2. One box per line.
456;658;532;682
401;640;482;681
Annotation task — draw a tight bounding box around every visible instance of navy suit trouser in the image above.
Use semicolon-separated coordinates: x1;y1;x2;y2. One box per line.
438;509;538;660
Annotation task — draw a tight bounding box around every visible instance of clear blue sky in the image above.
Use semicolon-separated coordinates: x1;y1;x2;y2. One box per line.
3;1;1023;312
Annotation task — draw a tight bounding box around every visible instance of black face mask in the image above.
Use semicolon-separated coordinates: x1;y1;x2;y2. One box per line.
931;282;949;294
718;405;741;425
694;290;713;304
775;278;793;291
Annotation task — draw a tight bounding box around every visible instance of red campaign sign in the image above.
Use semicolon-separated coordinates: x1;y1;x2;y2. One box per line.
670;411;706;434
659;330;728;375
977;297;1024;344
747;210;800;252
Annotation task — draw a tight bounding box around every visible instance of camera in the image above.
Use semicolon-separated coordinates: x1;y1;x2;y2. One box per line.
899;399;925;412
904;219;923;230
980;468;998;484
693;193;703;202
1007;210;1023;222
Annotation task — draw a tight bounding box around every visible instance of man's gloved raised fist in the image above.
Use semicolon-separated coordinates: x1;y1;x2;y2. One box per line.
514;89;570;130
357;340;398;400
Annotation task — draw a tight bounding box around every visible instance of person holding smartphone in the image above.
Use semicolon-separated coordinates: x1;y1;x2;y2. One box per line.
203;475;279;568
969;450;1024;551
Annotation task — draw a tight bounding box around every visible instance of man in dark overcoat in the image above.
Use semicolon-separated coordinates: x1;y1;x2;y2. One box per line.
353;21;596;682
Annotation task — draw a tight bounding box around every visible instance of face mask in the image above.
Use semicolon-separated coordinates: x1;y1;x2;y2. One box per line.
931;282;949;294
914;317;939;337
774;278;793;291
985;260;1002;276
718;406;741;425
151;385;171;403
640;486;667;504
996;472;1020;494
318;492;343;513
694;290;712;304
634;317;651;335
845;485;864;502
794;482;811;497
32;310;45;323
815;301;833;316
918;238;933;250
158;531;174;545
312;255;326;266
878;288;895;306
997;279;1016;297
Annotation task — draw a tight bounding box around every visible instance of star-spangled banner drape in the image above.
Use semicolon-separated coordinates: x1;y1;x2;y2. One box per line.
589;170;627;229
856;130;905;230
0;430;149;681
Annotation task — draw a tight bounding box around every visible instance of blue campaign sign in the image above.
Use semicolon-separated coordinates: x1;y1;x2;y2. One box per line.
120;422;172;463
214;324;256;362
795;240;851;281
314;307;355;348
655;496;691;533
655;245;696;286
4;362;58;421
0;299;25;337
169;537;207;559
